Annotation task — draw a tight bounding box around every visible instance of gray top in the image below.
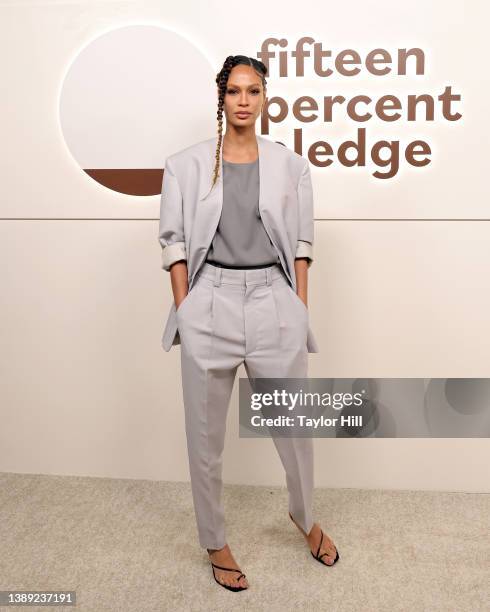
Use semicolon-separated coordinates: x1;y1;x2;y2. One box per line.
205;158;280;268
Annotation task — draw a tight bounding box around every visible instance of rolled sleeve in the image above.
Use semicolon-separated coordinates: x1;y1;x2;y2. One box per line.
295;240;313;268
161;242;186;271
296;159;314;267
158;157;187;271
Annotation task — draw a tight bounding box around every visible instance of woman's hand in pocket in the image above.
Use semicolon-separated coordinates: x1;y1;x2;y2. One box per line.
169;260;189;311
176;293;189;311
297;292;308;309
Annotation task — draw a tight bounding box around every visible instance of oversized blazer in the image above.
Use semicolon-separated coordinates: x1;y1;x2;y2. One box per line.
158;134;319;353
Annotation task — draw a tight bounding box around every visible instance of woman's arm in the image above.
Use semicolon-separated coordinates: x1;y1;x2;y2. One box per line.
158;157;187;271
294;258;309;307
169;260;189;309
159;157;189;309
294;158;315;308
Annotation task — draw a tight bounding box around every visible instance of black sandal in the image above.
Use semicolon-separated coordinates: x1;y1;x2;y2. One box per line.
311;527;340;566
289;512;340;566
207;549;248;592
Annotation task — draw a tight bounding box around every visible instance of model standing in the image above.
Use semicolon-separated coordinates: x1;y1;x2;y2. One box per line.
158;55;339;592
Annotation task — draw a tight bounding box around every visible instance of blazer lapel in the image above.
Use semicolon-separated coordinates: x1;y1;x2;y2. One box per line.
188;139;223;287
256;136;293;287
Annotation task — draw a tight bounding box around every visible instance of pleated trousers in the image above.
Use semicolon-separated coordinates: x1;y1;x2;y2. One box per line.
176;261;314;550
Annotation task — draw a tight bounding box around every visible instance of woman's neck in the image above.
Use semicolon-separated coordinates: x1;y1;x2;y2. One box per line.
222;131;258;163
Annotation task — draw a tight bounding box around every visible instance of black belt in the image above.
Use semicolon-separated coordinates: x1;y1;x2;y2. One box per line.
206;260;277;270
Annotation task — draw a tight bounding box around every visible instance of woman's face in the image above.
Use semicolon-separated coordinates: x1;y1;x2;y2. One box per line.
220;64;266;128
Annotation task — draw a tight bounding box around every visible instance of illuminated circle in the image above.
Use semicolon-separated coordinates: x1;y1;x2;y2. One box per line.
59;25;216;195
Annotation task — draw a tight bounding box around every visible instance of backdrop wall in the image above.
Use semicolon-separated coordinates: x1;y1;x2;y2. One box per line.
1;0;488;492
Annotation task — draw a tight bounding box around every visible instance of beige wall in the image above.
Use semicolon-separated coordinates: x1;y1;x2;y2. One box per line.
1;0;488;491
2;220;489;491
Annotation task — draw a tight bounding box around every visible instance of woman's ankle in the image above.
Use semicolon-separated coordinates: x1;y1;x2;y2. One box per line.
207;544;227;554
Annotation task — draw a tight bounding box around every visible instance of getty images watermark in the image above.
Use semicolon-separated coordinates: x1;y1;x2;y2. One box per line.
238;378;490;438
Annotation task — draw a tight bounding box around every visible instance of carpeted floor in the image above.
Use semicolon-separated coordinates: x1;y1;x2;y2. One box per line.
0;472;488;611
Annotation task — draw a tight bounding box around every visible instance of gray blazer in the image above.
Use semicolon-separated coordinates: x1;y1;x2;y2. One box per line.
158;134;319;353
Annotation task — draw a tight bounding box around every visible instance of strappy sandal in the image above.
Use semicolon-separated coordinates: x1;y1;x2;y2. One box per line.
289;512;340;566
206;549;248;592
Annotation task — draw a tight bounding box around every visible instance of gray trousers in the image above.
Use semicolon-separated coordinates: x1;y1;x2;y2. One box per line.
176;261;314;549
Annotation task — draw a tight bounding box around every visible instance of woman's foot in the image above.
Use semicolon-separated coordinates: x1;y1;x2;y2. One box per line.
289;513;338;566
207;544;249;589
306;522;338;565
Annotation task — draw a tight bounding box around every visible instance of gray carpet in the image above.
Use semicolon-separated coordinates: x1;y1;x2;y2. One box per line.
0;472;488;611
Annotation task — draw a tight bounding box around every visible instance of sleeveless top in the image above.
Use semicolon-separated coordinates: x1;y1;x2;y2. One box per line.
205;158;280;268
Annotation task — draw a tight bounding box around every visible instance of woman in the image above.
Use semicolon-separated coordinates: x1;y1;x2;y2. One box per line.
158;55;339;592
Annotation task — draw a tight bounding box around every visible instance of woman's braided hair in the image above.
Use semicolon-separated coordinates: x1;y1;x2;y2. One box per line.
212;55;268;188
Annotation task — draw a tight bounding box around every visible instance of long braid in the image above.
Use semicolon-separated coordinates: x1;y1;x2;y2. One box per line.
213;56;235;187
212;55;268;188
